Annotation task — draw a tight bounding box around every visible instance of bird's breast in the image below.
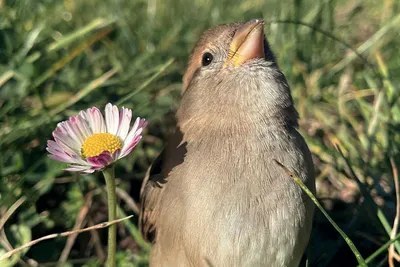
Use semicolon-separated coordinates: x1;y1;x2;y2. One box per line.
157;129;314;266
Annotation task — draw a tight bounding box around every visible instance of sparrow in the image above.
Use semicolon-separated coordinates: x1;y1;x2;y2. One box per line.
139;19;315;267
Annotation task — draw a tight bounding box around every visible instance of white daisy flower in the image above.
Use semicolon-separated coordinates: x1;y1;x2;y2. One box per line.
47;103;147;173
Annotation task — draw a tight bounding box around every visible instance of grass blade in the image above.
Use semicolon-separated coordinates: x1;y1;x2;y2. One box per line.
273;159;367;266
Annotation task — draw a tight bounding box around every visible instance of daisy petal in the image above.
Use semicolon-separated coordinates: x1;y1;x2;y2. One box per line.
52;125;81;154
87;151;114;169
121;136;142;158
117;107;132;141
122;118;147;156
112;149;121;161
46;140;63;154
48;153;75;164
63;116;86;146
105;103;120;135
77;111;93;137
84;107;106;134
64;165;95;173
47;140;68;157
48;139;91;166
47;103;146;172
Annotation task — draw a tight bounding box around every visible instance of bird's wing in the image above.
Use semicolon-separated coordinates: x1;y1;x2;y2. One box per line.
139;128;186;243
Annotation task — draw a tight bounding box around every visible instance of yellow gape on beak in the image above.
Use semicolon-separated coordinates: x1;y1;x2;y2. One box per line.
225;19;265;67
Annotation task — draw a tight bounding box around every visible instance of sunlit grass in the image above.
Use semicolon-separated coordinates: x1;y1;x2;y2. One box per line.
0;0;399;266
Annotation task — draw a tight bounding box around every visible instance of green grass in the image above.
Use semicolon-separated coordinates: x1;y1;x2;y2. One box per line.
0;0;399;266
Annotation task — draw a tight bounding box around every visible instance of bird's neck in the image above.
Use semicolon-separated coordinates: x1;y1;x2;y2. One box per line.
177;105;298;143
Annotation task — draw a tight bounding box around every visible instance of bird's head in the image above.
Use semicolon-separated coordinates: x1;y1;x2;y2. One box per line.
178;19;298;140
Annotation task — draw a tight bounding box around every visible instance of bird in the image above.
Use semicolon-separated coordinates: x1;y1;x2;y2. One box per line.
139;19;315;267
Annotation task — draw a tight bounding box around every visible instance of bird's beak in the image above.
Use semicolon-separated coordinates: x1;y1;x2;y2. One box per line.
225;19;265;67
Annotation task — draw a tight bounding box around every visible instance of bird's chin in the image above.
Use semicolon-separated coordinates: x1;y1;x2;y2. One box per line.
227;57;274;69
221;59;275;81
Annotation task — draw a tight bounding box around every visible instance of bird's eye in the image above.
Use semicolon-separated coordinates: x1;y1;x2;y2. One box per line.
201;52;213;66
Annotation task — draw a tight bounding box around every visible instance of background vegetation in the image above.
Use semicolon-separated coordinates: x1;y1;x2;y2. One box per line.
0;0;399;266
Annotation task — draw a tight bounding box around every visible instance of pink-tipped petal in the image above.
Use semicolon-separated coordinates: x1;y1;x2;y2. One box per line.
120;135;142;158
47;140;89;165
112;149;121;161
46;140;67;157
117;107;132;140
122;118;147;153
84;107;106;133
63;116;86;145
87;151;114;169
76;112;93;138
47;104;146;172
64;165;95;173
53;122;77;146
53;137;79;157
48;153;74;164
52;125;81;155
46;140;63;154
47;152;88;166
105;103;120;135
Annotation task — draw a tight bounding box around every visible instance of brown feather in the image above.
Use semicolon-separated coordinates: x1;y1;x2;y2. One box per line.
139;128;186;242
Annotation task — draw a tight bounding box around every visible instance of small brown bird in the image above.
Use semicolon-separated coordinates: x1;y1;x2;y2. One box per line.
140;19;315;267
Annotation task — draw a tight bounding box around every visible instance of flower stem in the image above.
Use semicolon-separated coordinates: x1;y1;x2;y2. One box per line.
102;165;117;267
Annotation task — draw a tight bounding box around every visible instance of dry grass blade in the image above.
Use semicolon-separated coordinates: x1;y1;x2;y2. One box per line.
0;215;133;262
0;197;26;230
0;229;34;267
363;233;400;265
47;18;114;52
49;68;119;116
87;217;106;262
0;196;30;266
0;71;14;88
389;158;400;267
32;26;114;90
115;58;175;106
57;192;93;266
337;145;400;254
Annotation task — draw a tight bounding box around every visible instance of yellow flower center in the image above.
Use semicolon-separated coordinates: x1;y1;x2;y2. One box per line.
81;133;122;158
